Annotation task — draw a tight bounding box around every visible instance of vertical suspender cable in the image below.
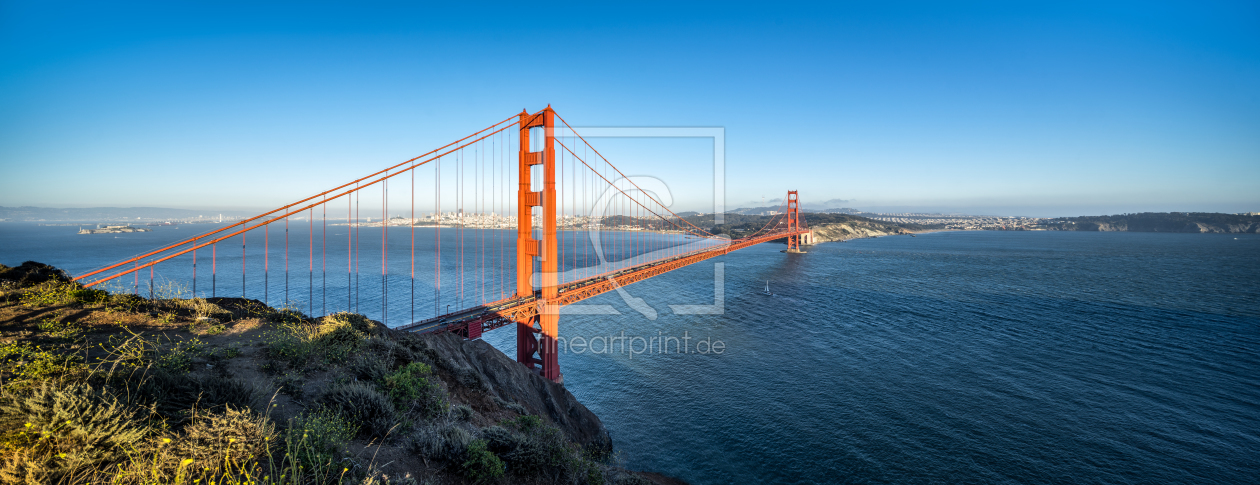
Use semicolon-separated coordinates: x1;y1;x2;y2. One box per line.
356;185;360;313
241;232;246;298
411;159;415;325
286;216;289;305
347;193;352;312
265;223;269;305
380;171;385;322
309;207;313;317
435;156;441;317
435;153;441;314
322;195;326;317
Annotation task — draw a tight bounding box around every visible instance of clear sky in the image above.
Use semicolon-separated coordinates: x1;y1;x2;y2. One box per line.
1;1;1257;217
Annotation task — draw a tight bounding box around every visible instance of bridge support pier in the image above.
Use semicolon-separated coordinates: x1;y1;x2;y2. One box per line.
515;107;563;383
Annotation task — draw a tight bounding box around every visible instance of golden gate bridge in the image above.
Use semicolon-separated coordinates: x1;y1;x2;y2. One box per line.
71;107;810;383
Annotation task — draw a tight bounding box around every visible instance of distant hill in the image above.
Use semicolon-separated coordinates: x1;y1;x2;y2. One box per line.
0;206;258;222
726;206;862;215
1038;212;1260;233
675;211;937;239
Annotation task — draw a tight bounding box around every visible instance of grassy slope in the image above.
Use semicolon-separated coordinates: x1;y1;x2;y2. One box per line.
0;262;668;485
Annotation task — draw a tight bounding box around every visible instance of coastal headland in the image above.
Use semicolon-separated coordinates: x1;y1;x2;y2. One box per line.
0;261;685;485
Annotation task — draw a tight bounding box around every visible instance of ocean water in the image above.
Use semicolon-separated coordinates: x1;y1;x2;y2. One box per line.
2;225;1257;483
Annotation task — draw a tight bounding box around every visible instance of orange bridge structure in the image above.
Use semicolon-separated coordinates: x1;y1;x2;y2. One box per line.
73;107;810;383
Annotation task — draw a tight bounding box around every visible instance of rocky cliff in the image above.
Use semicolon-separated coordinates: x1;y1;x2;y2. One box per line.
806;221;914;243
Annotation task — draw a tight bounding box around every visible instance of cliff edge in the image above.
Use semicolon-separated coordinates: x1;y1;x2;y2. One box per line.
0;261;678;485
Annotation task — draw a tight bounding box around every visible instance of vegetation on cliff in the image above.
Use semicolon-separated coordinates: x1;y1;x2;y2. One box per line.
678;212;932;239
0;261;663;485
1039;212;1260;233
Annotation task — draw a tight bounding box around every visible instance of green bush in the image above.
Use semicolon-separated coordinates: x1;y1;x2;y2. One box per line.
70;287;108;305
18;281;80;307
35;319;83;341
319;382;397;439
269;308;310;324
107;293;147;313
322;312;379;336
173;406;276;471
481;416;580;481
264;331;317;368
462;439;505;484
108;369;255;423
382;362;447;419
266;317;367;368
103;332;206;373
286;407;356;476
451;404;474;422
0;382;150;483
348;353;390;382
0;342;84;383
410;420;474;462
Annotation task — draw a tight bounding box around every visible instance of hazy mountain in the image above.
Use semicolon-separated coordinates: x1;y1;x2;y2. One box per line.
0;206;258;222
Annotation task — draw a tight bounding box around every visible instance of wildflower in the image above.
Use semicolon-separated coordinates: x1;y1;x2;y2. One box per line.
181;458;194;466
163;438;172;444
24;423;31;428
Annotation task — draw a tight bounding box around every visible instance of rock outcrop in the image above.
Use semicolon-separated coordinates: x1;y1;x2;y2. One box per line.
399;330;613;452
806;221;913;244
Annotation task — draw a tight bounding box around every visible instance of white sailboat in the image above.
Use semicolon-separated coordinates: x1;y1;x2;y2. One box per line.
763;280;773;296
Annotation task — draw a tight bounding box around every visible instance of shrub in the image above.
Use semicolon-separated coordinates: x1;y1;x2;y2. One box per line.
19;280;80;307
323;312;379;336
173;406;276;471
451;404;474;422
365;337;417;369
264;330;317;368
349;353;390;382
286;407;356;476
269;308;310;325
0;382;149;483
35;319;83;341
480;416;577;481
99;330;206;374
410;419;474;462
382;362;447;419
107;293;147;313
178;297;233;321
71;287;108;305
319;382;397;439
108;369;255;423
0;342;84;383
462;439;505;484
266;317;366;368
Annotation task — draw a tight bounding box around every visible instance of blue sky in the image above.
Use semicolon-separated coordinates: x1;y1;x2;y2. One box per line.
1;1;1257;217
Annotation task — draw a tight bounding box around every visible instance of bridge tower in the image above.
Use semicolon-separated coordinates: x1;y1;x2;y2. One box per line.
515;106;562;383
786;190;805;253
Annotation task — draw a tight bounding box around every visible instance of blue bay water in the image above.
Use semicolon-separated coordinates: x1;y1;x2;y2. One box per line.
2;224;1257;483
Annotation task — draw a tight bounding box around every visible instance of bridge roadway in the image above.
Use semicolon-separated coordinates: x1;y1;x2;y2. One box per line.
398;228;808;336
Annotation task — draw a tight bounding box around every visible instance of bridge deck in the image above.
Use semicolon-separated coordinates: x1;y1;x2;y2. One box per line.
397;229;807;335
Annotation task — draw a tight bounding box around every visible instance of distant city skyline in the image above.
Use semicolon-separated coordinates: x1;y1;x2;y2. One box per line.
1;1;1257;218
